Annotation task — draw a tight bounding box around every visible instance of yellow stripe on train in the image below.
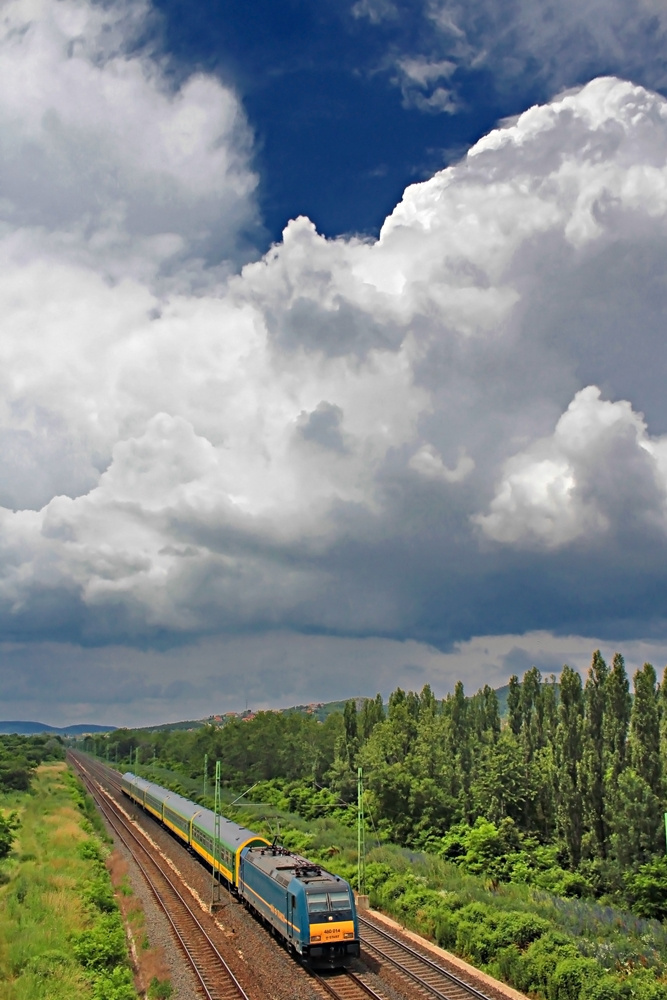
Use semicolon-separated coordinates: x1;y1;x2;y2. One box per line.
191;842;234;884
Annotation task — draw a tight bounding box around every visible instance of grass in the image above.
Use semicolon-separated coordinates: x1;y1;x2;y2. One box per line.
0;763;138;1000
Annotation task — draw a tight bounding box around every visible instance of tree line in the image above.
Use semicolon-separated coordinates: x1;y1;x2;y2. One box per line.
94;652;667;907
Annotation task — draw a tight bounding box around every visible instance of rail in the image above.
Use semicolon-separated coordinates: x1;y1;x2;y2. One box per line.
312;969;386;1000
359;914;493;1000
69;753;251;1000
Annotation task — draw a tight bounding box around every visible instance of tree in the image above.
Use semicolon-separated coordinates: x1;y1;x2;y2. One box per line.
470;729;528;825
343;699;358;746
359;694;384;741
609;664;664;868
628;663;661;792
603;653;631;781
0;811;18;859
581;651;608;858
554;666;584;867
507;675;522;737
610;767;663;868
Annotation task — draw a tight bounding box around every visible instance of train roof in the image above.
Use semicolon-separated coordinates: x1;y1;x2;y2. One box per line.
244;845;349;890
122;772;152;792
123;772;267;849
193;807;266;847
123;772;203;821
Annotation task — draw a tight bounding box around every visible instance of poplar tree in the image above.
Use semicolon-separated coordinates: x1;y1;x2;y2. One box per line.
581;650;608;857
611;664;663;867
359;694;385;741
603;653;631;780
507;675;522;736
521;667;542;757
629;663;661;792
660;666;667;763
555;665;584;867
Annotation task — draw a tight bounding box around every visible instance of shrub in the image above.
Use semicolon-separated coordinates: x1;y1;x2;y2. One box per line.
0;810;19;859
625;858;667;921
78;839;104;863
548;956;601;1000
490;944;525;988
492;911;550;950
434;911;458;950
148;977;174;999
72;915;128;970
85;875;118;913
91;966;137;1000
588;977;626;1000
520;932;581;995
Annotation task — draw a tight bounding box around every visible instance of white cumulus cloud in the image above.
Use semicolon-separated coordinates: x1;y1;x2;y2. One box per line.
2;38;667;705
0;0;258;281
475;387;667;547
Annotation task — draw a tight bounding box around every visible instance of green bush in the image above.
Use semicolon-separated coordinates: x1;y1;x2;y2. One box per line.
91;965;137;1000
85;875;118;913
148;977;174;999
625;858;667;921
78;839;105;863
549;956;601;1000
492;911;550;950
588;977;626;1000
72;915;128;970
490;944;525;987
0;810;19;859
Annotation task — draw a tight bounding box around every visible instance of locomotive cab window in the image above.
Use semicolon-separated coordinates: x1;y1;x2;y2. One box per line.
307;890;352;922
307;893;329;921
329;891;352;920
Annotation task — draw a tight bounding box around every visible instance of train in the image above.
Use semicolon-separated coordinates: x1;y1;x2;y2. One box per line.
121;772;361;968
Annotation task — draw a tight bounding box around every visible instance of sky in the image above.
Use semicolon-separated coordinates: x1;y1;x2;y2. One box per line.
2;0;667;726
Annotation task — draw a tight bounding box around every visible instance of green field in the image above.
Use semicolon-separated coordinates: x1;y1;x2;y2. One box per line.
0;762;140;1000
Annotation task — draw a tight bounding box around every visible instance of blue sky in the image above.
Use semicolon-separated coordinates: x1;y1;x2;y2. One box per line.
1;0;667;725
151;0;667;242
150;0;507;241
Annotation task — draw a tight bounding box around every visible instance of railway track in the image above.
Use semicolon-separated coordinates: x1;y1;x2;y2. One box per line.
69;754;252;1000
72;755;501;1000
359;916;491;1000
313;970;387;1000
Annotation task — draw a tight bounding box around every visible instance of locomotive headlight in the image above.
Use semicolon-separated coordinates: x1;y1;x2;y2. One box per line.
311;935;322;942
343;932;354;939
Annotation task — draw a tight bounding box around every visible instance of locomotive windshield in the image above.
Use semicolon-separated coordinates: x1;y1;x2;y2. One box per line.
307;889;353;922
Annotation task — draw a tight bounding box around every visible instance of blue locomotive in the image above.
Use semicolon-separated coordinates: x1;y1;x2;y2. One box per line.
240;842;360;966
121;772;360;968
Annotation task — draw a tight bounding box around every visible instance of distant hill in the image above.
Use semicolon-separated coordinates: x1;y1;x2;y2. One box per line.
0;721;116;736
102;684;522;738
133;719;205;733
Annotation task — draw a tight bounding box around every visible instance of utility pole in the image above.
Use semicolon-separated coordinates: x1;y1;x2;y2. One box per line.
357;766;366;897
212;761;222;910
203;753;208;801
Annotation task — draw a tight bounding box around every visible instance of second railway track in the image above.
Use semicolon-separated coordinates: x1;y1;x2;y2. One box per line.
70;754;252;1000
359;916;492;1000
